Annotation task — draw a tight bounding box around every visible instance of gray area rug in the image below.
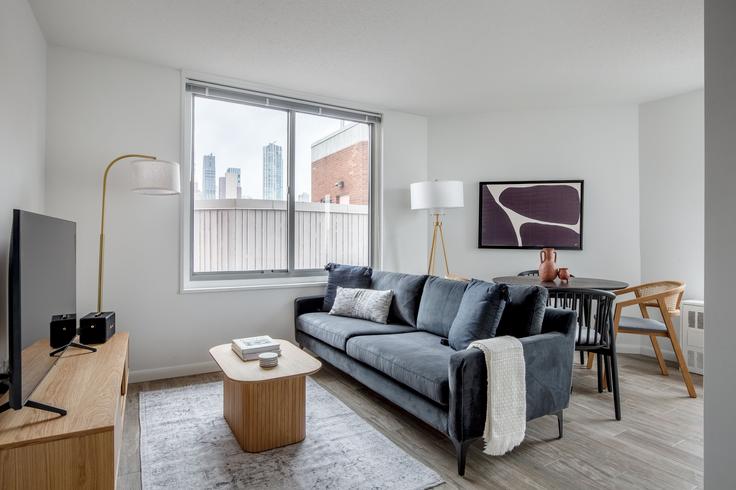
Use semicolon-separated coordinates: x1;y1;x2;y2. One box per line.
139;377;443;489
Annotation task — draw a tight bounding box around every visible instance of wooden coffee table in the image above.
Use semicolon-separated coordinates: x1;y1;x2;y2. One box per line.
209;339;321;452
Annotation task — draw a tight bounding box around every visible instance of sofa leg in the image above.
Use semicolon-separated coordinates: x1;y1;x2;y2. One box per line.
453;439;473;476
556;411;563;439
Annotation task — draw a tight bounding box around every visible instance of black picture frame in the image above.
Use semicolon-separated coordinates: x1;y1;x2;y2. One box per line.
477;179;584;250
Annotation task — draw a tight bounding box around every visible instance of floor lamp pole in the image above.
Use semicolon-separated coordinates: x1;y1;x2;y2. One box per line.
97;153;157;312
427;212;450;277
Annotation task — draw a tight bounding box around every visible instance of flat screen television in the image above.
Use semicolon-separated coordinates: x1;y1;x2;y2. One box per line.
0;210;76;412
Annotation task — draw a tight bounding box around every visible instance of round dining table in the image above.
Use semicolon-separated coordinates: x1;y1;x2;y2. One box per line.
492;275;629;291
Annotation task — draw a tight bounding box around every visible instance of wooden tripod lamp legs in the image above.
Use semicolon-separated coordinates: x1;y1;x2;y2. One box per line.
427;213;450;276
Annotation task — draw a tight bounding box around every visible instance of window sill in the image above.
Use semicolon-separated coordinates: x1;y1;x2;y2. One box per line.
180;275;327;294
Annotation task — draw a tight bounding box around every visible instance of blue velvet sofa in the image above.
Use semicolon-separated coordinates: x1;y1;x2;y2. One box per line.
294;271;576;476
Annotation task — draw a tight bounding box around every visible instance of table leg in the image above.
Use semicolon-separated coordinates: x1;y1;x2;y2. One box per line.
223;375;307;452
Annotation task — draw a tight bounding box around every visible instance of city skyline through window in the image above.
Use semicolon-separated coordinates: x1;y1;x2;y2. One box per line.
189;90;374;276
193;96;349;201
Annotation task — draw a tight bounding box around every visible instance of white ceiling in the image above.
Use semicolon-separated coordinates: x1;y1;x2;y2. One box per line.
29;0;703;115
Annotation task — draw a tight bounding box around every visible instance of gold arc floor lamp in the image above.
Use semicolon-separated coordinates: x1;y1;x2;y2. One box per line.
410;180;464;277
97;154;181;312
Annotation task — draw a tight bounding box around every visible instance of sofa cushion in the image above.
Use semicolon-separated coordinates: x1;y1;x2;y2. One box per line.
297;312;414;351
323;263;372;311
496;285;548;338
346;331;454;405
370;271;428;327
448;280;507;350
416;276;469;338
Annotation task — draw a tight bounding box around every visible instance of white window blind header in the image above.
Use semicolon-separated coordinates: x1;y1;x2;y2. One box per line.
186;80;382;124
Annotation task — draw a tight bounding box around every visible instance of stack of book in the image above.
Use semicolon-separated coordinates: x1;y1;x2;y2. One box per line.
231;335;281;361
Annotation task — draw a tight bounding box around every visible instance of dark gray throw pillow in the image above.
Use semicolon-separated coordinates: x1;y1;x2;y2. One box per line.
448;280;507;350
495;284;548;338
370;271;428;327
323;263;373;311
416;276;469;337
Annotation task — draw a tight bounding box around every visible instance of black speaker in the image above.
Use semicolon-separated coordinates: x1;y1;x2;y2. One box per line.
79;312;116;344
50;314;77;348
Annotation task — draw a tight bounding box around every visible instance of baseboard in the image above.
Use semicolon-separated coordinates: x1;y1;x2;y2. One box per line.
129;360;220;383
616;342;677;362
639;344;677;363
127;344;677;384
615;344;642;355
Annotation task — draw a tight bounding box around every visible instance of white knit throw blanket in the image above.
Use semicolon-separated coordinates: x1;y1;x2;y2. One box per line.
468;336;526;455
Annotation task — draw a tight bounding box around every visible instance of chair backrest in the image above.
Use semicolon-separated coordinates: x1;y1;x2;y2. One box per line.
632;280;685;315
517;270;539;277
548;288;616;347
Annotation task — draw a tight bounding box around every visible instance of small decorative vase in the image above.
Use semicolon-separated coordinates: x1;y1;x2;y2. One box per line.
538;248;558;282
558;267;571;282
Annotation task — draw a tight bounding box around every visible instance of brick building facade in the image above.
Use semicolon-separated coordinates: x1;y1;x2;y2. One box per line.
310;123;369;205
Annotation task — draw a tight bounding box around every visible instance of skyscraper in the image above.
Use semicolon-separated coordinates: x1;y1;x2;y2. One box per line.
202;153;216;199
218;176;226;199
263;142;284;200
224;167;242;199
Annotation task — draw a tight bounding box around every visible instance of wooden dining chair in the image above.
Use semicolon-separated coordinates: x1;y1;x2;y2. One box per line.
605;280;696;398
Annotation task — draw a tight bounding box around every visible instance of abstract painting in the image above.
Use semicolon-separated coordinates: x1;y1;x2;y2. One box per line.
478;180;583;249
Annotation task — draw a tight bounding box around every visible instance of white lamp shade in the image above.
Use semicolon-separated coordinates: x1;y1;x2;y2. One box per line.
410;180;464;210
130;159;181;195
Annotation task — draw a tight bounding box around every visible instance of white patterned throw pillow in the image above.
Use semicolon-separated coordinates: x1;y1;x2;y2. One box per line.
329;287;394;324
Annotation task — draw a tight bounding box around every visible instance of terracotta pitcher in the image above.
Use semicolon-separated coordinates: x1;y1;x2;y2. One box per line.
538;248;558;282
558;267;571;282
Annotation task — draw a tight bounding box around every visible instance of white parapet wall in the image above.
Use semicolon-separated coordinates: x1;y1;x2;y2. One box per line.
193;198;369;272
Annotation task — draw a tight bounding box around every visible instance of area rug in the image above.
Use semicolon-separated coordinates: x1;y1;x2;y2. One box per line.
139;377;444;489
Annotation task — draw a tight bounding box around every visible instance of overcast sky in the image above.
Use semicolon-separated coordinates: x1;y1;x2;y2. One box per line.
193;97;347;199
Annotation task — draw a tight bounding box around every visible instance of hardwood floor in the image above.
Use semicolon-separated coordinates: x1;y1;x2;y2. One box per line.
118;354;703;489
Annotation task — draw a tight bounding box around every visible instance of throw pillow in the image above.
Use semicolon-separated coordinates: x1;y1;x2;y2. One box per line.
448;280;507;350
370;271;428;327
416;276;469;337
495;285;548;338
329;287;394;324
323;263;373;311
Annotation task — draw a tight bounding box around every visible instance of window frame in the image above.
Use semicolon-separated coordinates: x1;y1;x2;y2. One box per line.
180;74;382;291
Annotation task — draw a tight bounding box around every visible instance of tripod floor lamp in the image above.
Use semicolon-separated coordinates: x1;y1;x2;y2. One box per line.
410;180;464;277
97;154;181;312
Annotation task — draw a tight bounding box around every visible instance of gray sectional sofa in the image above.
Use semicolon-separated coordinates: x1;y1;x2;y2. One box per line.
294;271;576;476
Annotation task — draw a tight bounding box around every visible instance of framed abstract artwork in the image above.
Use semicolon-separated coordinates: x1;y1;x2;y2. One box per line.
478;180;584;250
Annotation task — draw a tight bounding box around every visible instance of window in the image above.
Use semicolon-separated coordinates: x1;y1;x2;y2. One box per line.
186;80;380;282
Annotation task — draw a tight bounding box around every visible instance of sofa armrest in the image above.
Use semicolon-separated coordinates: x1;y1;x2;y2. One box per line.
541;307;578;336
295;295;325;317
294;295;325;335
447;308;576;442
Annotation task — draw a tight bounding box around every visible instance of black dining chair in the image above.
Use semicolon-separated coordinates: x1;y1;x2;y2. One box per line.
517;270;539;276
547;288;621;420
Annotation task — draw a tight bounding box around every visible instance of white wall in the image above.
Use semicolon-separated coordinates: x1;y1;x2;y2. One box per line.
638;90;704;361
704;0;736;486
427;106;641;350
639;90;704;300
0;0;47;370
427;108;641;281
381;112;428;274
45;46;428;381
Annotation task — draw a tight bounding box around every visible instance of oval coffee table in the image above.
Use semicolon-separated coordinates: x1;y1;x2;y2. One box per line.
209;339;321;452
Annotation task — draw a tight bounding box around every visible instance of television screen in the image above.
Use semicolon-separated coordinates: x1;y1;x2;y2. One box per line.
5;210;76;409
